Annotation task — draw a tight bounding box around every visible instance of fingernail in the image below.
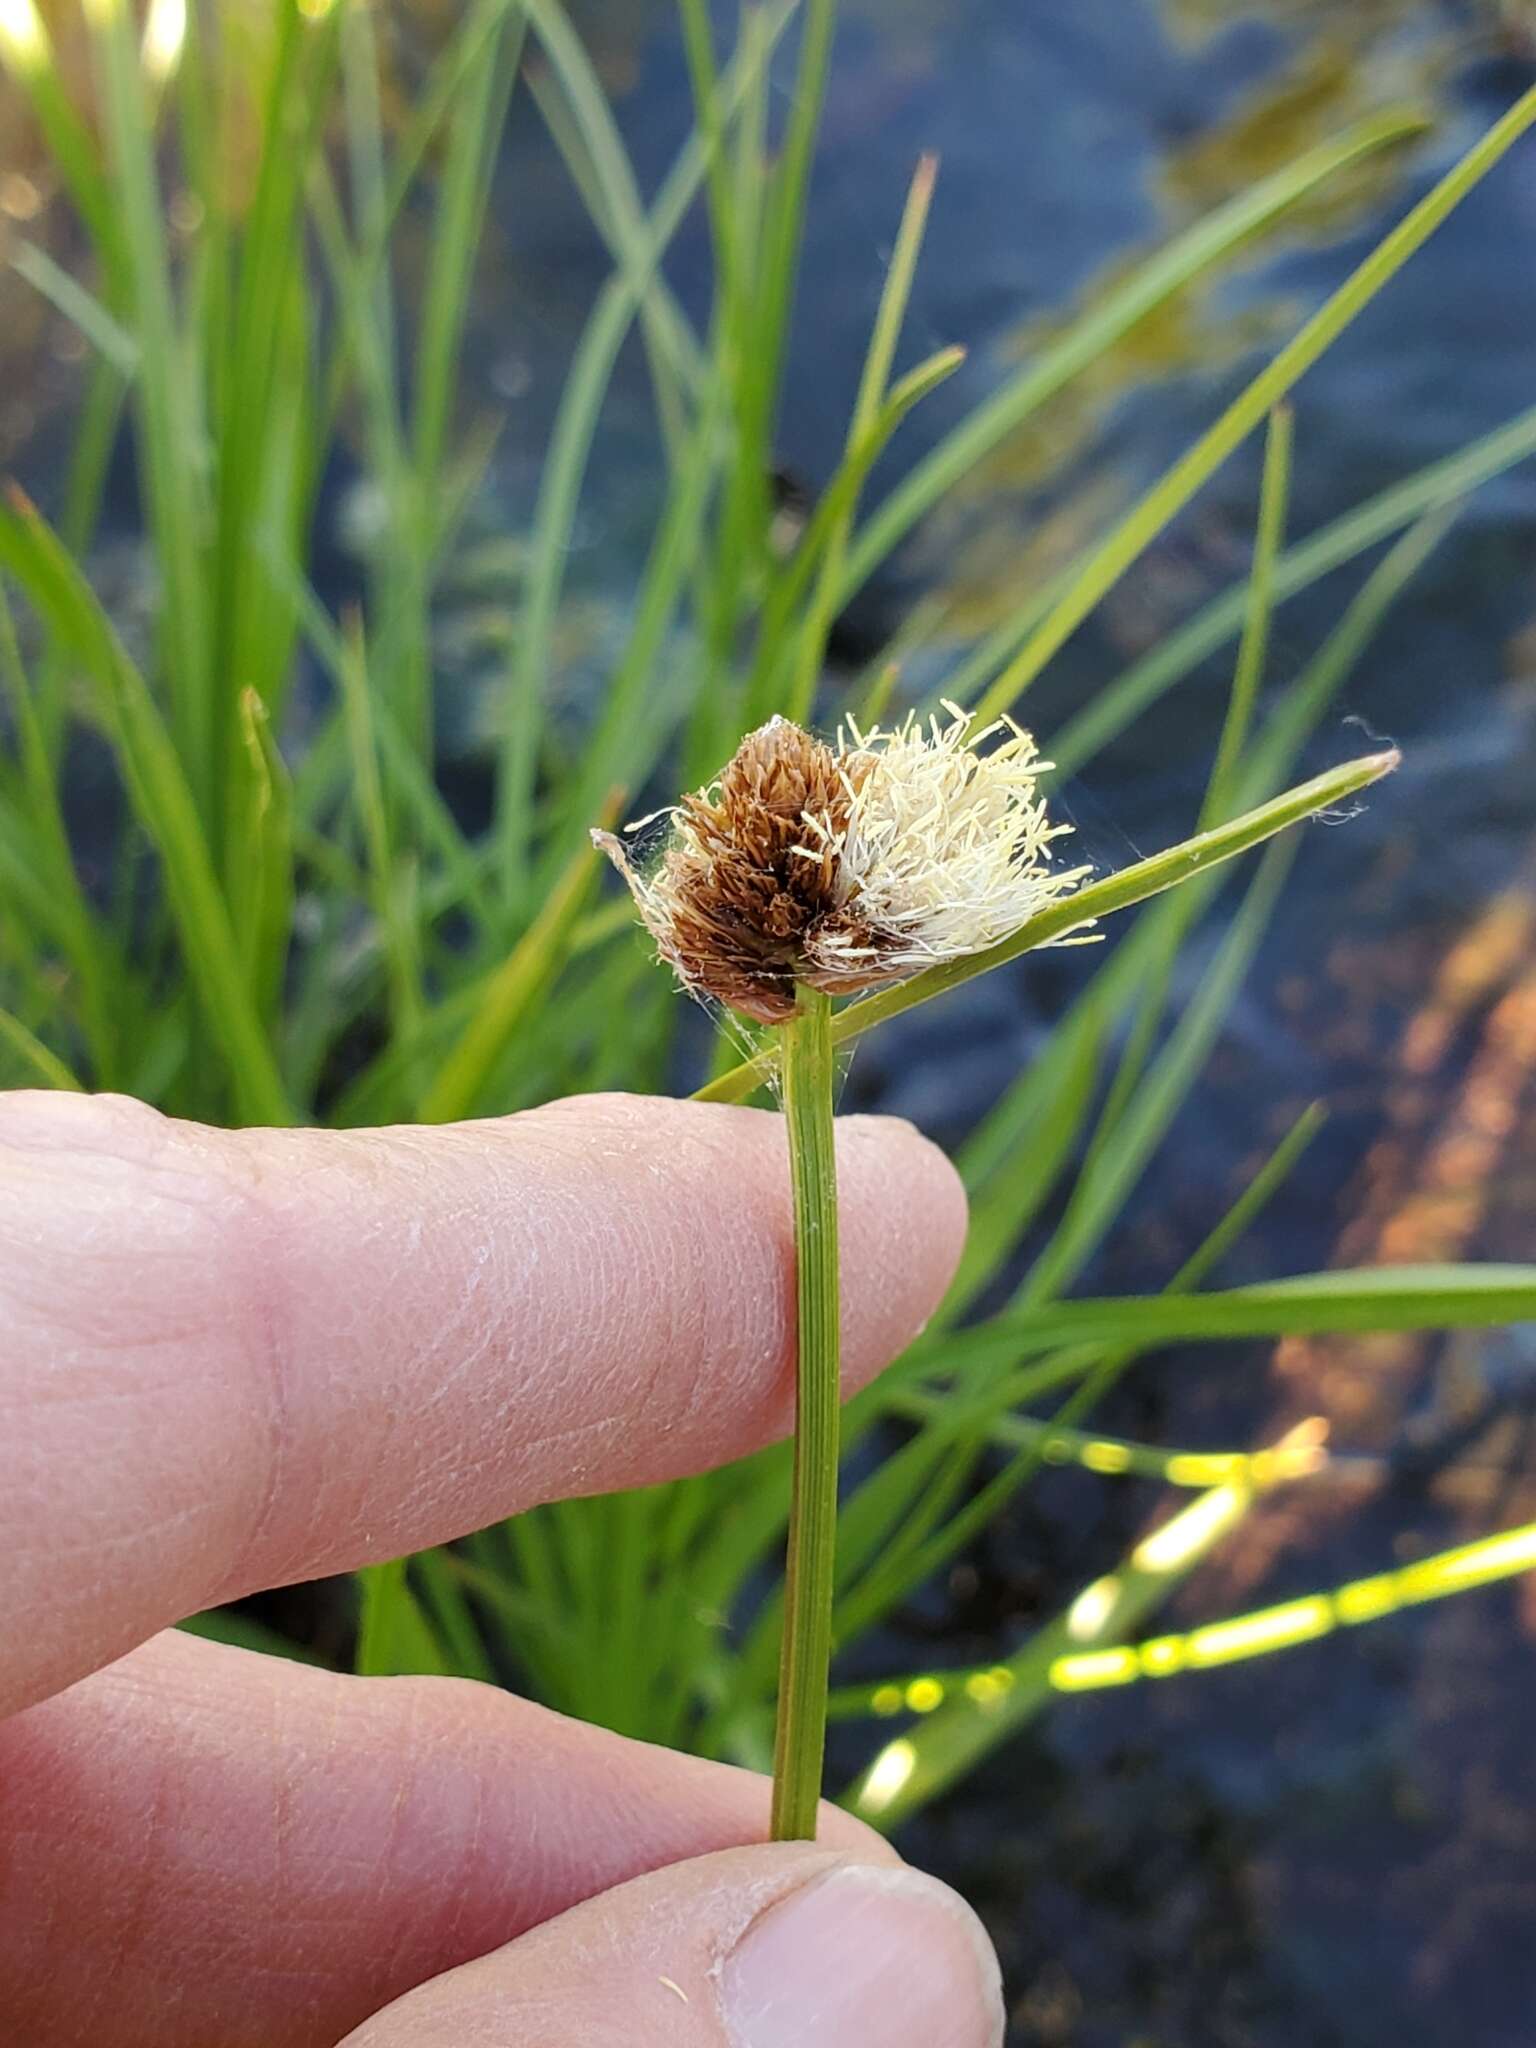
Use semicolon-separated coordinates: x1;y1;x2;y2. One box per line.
721;1861;1005;2047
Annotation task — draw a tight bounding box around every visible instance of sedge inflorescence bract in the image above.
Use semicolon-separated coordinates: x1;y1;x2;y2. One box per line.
594;703;1092;1023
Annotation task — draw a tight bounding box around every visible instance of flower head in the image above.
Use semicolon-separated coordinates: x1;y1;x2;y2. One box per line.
594;703;1090;1022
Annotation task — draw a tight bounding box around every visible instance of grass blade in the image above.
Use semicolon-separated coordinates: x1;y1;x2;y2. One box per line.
8;240;139;375
494;6;798;895
85;0;213;812
355;1559;454;1678
1202;404;1293;824
0;1006;84;1090
784;152;941;724
966;1264;1536;1354
1050;400;1536;777
419;825;609;1124
0;488;292;1123
845;1427;1318;1827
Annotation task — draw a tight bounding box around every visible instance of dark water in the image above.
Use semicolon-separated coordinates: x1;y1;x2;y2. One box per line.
476;5;1536;2043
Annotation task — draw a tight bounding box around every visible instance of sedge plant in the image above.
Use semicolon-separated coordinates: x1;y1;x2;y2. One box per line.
596;705;1396;1835
2;0;1536;1839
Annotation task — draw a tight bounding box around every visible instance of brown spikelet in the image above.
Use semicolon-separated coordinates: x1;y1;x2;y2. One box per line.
595;718;878;1021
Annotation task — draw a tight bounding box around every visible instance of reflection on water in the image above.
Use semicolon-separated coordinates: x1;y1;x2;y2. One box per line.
1160;36;1444;223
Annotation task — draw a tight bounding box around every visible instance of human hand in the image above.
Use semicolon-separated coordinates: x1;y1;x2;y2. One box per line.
0;1089;1004;2046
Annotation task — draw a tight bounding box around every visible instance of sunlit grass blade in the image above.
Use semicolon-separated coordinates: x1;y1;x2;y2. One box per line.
728;1419;976;1712
1046;1521;1536;1694
831;1355;1128;1661
885;1405;1318;1489
809;1121;1328;1700
844;1424;1320;1827
418;822;609;1124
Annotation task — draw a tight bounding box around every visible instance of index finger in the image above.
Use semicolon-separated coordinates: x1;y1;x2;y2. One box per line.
0;1089;965;1715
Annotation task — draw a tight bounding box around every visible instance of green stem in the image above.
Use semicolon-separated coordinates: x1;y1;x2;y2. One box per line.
770;983;841;1840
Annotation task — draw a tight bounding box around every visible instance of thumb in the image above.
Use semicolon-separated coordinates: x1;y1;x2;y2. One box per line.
340;1844;1005;2047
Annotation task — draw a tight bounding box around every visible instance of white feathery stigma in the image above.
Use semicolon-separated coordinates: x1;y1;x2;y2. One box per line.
798;701;1092;977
